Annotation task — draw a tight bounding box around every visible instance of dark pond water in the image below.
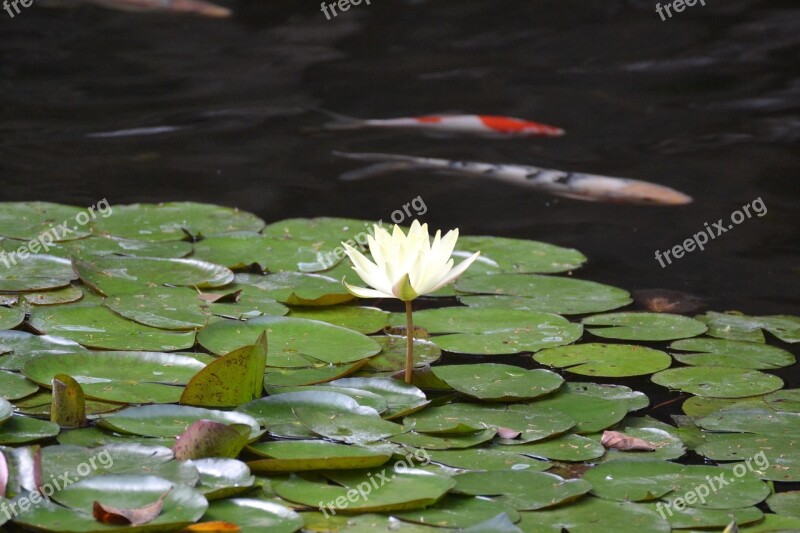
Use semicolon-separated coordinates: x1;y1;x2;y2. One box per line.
2;0;798;388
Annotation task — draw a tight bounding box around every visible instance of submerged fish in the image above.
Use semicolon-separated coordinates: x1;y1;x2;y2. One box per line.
320;110;564;138
43;0;231;16
334;152;693;205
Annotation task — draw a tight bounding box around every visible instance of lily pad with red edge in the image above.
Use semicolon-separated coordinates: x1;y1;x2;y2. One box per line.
172;420;252;460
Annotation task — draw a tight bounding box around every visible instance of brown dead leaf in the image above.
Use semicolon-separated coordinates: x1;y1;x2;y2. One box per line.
631;289;706;314
93;490;170;526
601;430;656;451
180;521;242;532
197;290;242;304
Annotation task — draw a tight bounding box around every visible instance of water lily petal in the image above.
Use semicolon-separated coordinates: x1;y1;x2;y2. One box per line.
342;243;393;295
427;251;481;293
343;280;392;299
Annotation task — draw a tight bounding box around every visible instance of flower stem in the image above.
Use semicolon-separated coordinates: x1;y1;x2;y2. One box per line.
404;300;414;384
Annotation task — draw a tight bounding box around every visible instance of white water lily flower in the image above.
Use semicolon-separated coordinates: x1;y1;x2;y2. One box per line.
342;220;480;301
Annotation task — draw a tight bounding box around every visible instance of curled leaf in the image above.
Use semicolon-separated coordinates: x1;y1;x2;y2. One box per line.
600;430;656;452
172;420;251;460
496;427;522;439
93;490;170;526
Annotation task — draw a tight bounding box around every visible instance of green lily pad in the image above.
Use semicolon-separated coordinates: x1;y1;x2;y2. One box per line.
532;390;628;434
237;391;379;439
62;235;193;259
180;332;267;407
91;201;265;241
644;503;763;529
0;370;38;400
56;427;176;448
235;272;354;306
394;495;520;529
0;397;11;426
197;315;380;367
326;377;429;419
40;444;199;486
696;311;800;344
265;361;368;387
247;440;392;473
681;395;767;417
293;407;404;445
696;433;800;481
404;403;574;444
97;404;261;439
0;415;60;444
43;474;208;531
390;429;497;450
426;448;551;471
287;306;389;334
670;338;795;369
764;389;800;413
261;386;386;415
456;273;631;315
29;305;196;351
509;434;606;462
201;498;304;533
696;409;800;437
104;287;212;331
517;497;670;532
0;331;89;371
0;254;76;292
194;458;256;500
566;382;649;412
392;307;582;355
651;367;783;398
276;467;455;513
74;256;234;294
582;312;707;341
361;336;441;374
534;343;671;378
453;470;591;510
21;285;84;306
192;232;336;273
22;351;205;404
454;235;586;274
582;459;681;502
206;284;288;319
767;491;800;518
431;364;563;402
0;202;94;241
0;307;24;329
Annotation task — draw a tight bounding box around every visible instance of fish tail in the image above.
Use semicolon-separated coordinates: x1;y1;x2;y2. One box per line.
312;108;368;130
339;162;417;181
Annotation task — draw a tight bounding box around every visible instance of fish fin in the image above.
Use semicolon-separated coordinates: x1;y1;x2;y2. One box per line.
339;162;415;181
333;151;421;163
311;108;368;130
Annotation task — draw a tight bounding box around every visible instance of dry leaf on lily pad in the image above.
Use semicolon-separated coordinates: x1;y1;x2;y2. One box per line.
601;430;656;452
93;490;170;526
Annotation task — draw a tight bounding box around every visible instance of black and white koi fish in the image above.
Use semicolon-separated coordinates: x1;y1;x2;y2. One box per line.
334;152;693;205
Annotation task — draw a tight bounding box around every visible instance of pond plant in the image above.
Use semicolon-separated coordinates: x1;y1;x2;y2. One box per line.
0;201;798;532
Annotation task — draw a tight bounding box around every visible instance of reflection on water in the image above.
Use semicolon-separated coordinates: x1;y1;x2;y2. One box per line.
1;0;797;324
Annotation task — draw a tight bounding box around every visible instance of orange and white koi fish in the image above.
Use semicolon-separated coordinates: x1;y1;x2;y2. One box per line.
334;152;692;205
320;110;564;138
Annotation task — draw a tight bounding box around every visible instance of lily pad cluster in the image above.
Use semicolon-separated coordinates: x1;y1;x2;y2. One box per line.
0;202;797;532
